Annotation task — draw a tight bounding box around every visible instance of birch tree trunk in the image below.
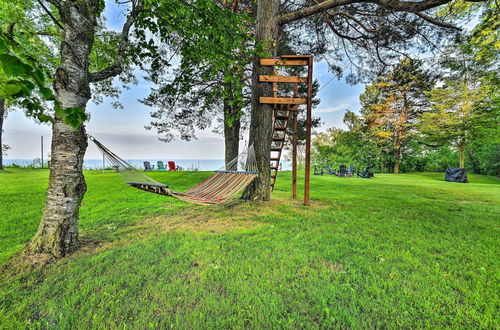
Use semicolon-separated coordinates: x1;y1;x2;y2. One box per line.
0;98;4;171
242;0;280;200
25;2;96;261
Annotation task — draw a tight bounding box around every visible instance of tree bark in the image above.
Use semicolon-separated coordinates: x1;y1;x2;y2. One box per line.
242;0;280;201
0;98;4;171
394;150;401;174
25;2;96;261
458;140;466;168
224;99;241;166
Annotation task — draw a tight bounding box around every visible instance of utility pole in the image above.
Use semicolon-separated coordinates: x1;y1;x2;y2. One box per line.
41;136;43;168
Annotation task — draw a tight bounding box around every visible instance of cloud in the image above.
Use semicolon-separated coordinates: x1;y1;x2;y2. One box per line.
314;103;350;114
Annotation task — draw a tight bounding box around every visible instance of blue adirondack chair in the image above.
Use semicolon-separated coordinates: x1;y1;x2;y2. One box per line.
325;165;335;175
157;161;167;171
347;165;354;176
143;161;154;172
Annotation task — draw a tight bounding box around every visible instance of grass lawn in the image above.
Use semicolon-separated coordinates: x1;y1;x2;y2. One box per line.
0;168;498;328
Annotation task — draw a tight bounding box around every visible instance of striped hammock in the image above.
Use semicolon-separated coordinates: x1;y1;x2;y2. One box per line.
89;136;258;205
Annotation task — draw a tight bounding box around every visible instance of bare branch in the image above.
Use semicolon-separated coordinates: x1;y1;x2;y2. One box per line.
278;0;485;25
88;0;143;83
327;10;380;33
35;0;63;29
415;12;460;30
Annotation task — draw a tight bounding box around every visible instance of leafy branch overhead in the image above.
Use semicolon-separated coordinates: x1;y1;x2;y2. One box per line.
0;32;56;124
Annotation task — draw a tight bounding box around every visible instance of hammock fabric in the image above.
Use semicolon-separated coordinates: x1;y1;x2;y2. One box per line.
89;136;258;205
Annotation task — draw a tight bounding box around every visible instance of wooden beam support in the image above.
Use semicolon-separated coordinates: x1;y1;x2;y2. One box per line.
304;57;313;206
260;59;308;66
259;75;308;83
259;97;307;105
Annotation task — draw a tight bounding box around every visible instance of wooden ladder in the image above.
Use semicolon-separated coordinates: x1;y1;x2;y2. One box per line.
270;104;292;190
259;55;312;191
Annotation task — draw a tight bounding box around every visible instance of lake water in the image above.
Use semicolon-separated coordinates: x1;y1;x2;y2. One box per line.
4;159;293;171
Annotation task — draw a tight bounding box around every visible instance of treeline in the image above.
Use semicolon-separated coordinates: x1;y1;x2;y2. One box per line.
314;37;499;176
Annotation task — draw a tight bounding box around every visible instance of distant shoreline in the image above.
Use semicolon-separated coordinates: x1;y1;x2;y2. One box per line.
4;159;292;171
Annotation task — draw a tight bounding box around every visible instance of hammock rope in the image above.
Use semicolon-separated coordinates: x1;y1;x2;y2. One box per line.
89;136;258;205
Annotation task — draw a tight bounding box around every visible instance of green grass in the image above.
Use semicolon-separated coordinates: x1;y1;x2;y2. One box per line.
0;168;499;328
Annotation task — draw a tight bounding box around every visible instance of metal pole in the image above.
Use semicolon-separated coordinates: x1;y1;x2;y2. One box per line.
304;56;313;206
41;136;43;168
292;82;298;199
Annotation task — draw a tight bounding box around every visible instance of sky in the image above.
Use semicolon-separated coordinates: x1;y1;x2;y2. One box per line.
3;2;365;161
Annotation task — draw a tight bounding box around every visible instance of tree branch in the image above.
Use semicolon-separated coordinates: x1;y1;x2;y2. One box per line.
35;0;63;29
415;12;460;30
327;10;380;33
88;0;143;83
279;0;483;25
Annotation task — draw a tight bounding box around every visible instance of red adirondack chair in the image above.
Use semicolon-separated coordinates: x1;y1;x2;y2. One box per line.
168;161;179;171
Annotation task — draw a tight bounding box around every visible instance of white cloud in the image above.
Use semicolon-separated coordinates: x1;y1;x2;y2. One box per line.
314;103;350;114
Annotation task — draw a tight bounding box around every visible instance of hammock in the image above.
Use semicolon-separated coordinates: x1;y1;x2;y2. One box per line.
89;136;258;205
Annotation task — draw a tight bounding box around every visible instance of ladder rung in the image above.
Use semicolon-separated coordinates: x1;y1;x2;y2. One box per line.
270;157;279;161
275;115;289;120
271;147;282;152
271;166;278;170
274;126;287;131
260;97;307;105
272;137;285;141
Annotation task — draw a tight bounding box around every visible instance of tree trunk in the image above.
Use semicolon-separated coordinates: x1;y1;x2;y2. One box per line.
0;98;4;171
25;3;96;262
242;0;280;201
458;142;466;169
224;99;241;166
394;156;401;174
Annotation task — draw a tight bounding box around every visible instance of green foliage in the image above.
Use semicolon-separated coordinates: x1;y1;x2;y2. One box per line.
315;33;498;175
0;1;90;128
419;41;498;168
139;0;256;140
0;32;54;123
0;169;498;327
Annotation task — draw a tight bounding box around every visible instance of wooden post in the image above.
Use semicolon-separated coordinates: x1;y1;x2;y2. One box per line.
304;57;313;206
292;82;298;199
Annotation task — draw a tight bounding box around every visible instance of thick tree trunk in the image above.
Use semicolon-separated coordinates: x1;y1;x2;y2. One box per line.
0;98;4;171
242;0;280;201
25;3;96;262
224;100;241;166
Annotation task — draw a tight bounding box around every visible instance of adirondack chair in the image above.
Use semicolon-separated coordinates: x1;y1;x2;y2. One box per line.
314;166;324;175
347;165;354;176
358;166;374;178
143;161;154;172
168;161;179;171
336;165;347;177
157;161;167;171
325;165;335;175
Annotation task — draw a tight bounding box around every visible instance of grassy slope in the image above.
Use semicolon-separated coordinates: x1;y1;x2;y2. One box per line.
0;169;498;328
